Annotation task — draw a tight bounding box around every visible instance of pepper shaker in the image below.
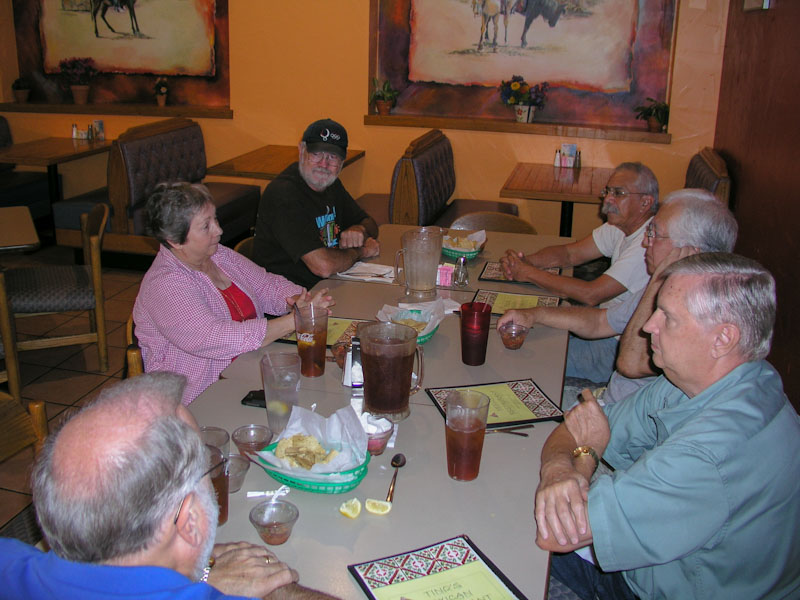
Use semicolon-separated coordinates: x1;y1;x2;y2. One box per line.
454;256;469;287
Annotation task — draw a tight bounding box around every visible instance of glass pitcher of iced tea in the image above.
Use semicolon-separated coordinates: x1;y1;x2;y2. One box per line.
358;321;424;422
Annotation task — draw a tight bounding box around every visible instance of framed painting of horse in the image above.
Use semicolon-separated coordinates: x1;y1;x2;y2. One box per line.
369;0;677;130
11;0;230;107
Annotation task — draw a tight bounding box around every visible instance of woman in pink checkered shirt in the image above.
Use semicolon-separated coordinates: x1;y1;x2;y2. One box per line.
133;182;333;404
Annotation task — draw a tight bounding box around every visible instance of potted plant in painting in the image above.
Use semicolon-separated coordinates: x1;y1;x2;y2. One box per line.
634;98;669;132
370;78;399;116
11;77;31;103
499;75;549;123
58;57;98;105
154;77;169;107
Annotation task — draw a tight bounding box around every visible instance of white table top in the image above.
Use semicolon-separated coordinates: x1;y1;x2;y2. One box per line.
192;227;571;599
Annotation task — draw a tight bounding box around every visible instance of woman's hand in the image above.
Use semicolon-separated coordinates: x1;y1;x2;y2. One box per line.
288;288;335;315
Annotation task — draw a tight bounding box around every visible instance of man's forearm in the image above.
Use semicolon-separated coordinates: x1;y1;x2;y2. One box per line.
531;306;616;339
360;216;379;240
303;247;361;279
268;583;340;600
616;279;660;377
526;244;571;268
518;270;624;307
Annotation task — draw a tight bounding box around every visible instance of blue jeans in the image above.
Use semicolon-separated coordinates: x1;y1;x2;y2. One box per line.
565;335;618;384
550;551;638;600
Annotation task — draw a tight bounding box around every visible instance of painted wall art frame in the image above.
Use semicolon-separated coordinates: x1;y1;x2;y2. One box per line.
12;0;230;107
369;0;677;130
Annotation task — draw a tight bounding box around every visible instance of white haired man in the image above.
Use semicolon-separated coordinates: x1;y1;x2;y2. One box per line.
501;162;658;382
0;373;336;600
252;118;380;288
535;253;800;599
498;188;738;407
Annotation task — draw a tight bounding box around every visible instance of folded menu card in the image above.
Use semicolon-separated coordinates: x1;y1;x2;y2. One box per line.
426;379;563;429
280;317;368;347
479;261;560;283
472;289;560;315
348;535;526;600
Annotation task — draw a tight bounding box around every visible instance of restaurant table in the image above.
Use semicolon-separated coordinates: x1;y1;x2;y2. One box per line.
0;206;40;253
0;137;113;217
358;224;575;295
206;145;365;180
500;162;614;237
190;378;557;600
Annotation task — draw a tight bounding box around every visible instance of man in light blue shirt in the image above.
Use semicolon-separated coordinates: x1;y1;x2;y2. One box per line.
534;253;800;599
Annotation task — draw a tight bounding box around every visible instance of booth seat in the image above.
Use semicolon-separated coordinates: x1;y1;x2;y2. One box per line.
54;118;259;255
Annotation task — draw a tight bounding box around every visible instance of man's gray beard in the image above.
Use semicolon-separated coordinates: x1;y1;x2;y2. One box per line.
192;481;220;581
299;162;337;192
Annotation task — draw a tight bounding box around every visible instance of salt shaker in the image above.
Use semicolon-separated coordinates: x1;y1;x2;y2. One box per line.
454;256;469;287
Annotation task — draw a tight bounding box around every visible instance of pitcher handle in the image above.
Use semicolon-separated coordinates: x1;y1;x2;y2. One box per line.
394;249;407;291
409;345;424;395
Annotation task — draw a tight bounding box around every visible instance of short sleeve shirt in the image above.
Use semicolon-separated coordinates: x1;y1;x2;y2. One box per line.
592;221;650;308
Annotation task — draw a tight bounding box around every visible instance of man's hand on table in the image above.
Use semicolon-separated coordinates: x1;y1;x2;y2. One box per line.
339;225;368;249
356;236;380;258
497;308;538;330
206;542;298;598
500;249;536;282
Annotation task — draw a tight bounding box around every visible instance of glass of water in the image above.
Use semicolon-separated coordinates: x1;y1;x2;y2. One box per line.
260;352;301;434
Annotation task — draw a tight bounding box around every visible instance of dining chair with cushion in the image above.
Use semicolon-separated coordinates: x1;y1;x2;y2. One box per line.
450;211;537;234
6;203;109;372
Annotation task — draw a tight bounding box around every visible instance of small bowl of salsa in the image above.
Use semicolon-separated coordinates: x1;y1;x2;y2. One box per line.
249;499;299;545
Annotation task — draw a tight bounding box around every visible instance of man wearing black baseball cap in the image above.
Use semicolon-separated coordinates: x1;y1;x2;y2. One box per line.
252;118;380;288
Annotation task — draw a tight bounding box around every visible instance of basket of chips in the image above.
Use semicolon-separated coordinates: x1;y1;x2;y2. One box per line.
377;300;445;345
441;231;486;260
257;438;370;494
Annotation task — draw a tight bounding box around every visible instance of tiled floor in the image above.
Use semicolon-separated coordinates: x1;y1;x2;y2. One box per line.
0;245;146;538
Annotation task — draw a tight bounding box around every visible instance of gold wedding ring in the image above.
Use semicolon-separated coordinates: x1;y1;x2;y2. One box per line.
265;556;273;565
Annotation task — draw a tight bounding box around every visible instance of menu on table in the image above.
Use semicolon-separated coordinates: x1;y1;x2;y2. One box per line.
471;289;560;315
426;379;562;429
279;317;369;347
348;535;526;600
479;261;560;283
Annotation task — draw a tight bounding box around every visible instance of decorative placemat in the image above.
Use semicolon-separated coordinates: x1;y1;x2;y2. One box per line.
278;317;370;347
426;379;562;429
348;535;525;599
472;289;560;314
479;261;560;282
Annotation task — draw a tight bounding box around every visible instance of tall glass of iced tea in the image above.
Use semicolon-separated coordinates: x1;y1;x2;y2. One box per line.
294;304;328;377
205;444;229;525
359;321;423;422
445;390;490;481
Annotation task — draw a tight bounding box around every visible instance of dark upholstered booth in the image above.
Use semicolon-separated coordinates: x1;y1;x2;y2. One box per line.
54;118;259;255
0;116;56;222
685;147;731;207
357;129;518;228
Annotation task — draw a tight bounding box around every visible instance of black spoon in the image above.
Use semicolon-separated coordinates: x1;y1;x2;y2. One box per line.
385;453;406;503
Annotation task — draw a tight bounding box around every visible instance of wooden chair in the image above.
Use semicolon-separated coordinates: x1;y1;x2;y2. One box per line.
450;211;537;234
233;235;255;260
7;204;109;372
685;147;731;207
0;272;22;404
124;314;144;378
0;397;47;461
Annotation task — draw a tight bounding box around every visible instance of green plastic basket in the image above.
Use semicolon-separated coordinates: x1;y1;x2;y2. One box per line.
392;309;438;344
256;442;370;494
441;245;481;260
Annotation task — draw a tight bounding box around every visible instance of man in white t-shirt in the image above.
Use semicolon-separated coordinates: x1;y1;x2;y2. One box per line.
501;162;658;381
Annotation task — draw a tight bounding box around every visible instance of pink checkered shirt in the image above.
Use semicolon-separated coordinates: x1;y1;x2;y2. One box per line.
133;245;303;404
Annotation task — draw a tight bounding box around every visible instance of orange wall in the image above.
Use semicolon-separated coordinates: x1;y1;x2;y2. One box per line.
1;0;729;239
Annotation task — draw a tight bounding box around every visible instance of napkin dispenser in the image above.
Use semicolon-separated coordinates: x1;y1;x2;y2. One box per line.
344;337;364;394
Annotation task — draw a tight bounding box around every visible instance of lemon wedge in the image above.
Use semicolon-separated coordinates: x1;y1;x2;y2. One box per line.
339;498;362;519
365;499;392;515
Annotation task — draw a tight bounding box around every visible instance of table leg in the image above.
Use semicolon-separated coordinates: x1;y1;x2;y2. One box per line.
41;165;61;240
559;201;573;237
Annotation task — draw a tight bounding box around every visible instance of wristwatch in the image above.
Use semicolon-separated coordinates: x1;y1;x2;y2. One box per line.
572;445;600;469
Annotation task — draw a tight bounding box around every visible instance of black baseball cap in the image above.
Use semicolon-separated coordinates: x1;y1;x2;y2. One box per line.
301;118;348;160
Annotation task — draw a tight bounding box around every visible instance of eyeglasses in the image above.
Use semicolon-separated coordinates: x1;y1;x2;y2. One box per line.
645;222;670;241
306;151;343;167
173;457;227;524
600;186;646;200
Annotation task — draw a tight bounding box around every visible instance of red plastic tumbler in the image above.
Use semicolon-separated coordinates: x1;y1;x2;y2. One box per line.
460;302;492;366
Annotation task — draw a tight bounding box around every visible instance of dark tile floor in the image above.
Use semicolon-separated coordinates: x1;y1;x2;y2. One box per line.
0;245;145;537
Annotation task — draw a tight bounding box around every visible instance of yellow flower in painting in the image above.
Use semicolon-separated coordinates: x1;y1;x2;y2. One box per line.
510;81;520;91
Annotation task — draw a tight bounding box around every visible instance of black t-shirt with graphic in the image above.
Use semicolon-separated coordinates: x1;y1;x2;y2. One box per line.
252;162;369;289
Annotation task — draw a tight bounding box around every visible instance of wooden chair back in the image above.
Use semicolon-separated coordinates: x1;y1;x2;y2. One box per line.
0;398;47;461
125;314;144;378
0;271;21;404
685;147;731;207
233;236;255;259
450;211;537;234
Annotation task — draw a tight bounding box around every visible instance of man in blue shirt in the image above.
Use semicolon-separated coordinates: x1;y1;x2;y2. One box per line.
0;373;335;600
534;253;800;599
